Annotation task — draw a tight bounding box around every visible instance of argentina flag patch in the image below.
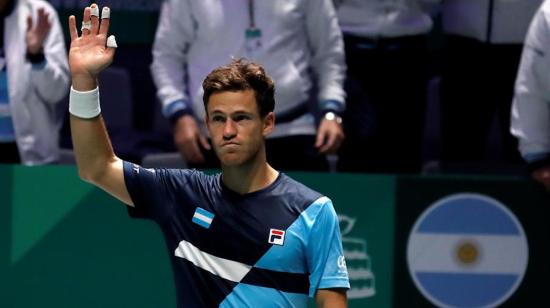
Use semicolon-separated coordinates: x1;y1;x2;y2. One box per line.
192;207;215;229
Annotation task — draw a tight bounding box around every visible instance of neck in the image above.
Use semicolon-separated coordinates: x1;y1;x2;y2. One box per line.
221;147;278;195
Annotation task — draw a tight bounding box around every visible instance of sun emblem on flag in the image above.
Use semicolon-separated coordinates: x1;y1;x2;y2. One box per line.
454;239;481;267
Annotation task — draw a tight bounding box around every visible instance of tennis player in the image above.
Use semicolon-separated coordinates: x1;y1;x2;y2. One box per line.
67;5;349;307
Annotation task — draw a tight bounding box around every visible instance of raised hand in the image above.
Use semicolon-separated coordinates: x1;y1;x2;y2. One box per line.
26;8;52;55
174;115;211;164
315;117;344;154
68;4;116;91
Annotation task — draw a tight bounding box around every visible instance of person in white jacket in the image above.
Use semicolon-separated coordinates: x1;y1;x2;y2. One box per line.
0;0;69;165
511;0;550;190
150;0;346;171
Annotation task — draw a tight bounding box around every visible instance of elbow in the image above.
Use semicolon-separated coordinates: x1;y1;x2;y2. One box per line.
77;167;100;185
31;62;71;104
76;155;120;186
52;83;70;103
35;81;70;106
76;160;109;186
51;74;71;102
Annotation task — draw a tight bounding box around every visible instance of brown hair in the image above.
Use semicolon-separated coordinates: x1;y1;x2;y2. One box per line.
202;58;275;117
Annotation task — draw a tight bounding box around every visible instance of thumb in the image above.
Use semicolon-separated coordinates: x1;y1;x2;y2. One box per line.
105;46;116;60
105;35;117;59
106;35;118;48
199;134;211;150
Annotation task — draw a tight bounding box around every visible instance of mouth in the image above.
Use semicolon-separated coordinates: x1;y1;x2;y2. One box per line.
221;142;239;147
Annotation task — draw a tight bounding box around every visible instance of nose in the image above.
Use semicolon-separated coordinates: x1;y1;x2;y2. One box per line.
223;119;237;140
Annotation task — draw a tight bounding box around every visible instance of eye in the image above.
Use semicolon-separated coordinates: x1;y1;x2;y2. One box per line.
233;114;251;122
211;115;225;122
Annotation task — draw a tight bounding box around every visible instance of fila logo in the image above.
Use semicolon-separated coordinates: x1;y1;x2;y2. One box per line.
268;228;285;246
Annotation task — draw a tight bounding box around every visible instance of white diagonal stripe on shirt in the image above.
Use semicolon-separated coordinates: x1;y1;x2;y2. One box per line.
174;239;252;282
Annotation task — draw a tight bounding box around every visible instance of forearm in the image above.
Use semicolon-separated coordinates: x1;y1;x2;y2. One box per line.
511;93;550;161
70;76;118;183
70;113;118;182
151;45;188;107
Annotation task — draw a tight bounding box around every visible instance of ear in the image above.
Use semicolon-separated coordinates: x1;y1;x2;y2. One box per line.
262;112;275;136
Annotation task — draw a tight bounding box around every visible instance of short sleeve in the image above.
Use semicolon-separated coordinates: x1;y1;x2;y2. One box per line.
306;197;350;297
123;161;180;222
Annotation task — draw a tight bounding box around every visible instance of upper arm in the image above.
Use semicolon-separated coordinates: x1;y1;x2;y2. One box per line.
150;0;193;105
305;0;346;102
92;158;135;207
315;288;347;308
152;0;194;66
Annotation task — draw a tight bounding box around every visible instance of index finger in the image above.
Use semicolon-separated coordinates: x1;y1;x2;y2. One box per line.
319;133;336;154
68;15;77;41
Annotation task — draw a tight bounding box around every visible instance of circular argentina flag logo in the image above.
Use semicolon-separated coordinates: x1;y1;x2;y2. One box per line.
407;193;528;308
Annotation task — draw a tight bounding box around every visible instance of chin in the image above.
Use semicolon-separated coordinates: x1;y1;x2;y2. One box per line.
219;154;246;167
220;151;260;168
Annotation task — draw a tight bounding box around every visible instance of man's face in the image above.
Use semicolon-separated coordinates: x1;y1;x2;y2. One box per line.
205;89;274;167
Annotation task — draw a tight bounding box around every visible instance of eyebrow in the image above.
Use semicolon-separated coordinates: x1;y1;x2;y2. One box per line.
210;110;254;116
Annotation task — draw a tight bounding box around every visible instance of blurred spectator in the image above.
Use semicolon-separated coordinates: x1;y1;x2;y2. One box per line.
336;0;438;173
511;0;550;190
440;0;541;166
150;0;346;171
0;0;69;164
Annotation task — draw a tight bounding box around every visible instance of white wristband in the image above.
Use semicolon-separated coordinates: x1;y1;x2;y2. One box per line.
69;86;101;119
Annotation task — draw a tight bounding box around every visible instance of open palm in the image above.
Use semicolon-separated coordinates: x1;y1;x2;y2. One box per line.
68;6;115;79
26;8;52;54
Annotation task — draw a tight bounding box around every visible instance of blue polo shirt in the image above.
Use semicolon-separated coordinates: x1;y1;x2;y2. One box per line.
123;161;349;307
